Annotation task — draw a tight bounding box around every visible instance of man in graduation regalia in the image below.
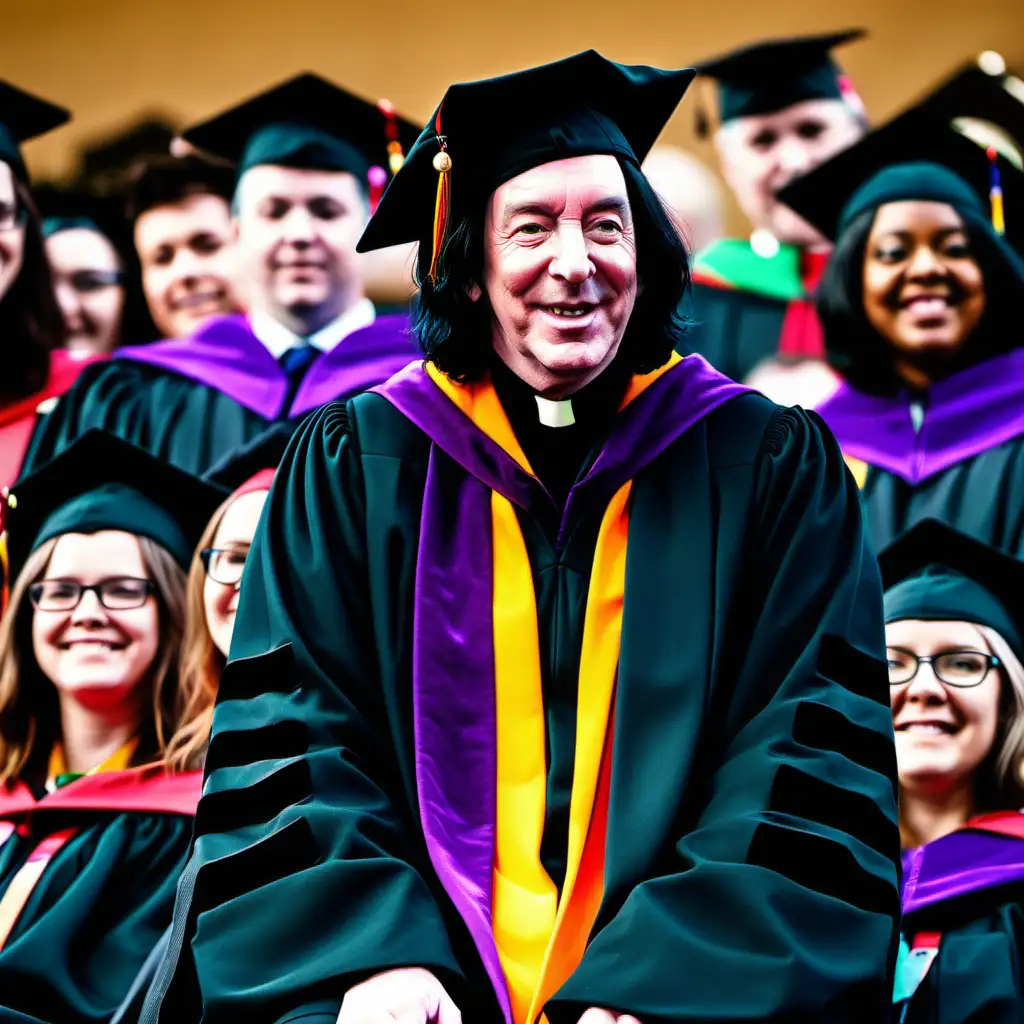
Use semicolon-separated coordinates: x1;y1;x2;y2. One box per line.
22;74;422;476
144;51;900;1024
686;30;868;384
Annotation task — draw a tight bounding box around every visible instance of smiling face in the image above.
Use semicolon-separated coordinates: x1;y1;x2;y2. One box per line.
889;619;1002;797
135;192;242;339
31;531;160;713
234;165;368;335
862;201;986;383
716;98;865;246
0;162;26;305
203;490;268;658
481;154;639;398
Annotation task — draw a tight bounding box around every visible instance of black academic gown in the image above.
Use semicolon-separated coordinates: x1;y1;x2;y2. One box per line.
145;373;899;1024
0;768;200;1024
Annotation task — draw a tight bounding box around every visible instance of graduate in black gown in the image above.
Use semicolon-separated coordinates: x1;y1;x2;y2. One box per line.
0;430;225;1024
783;127;1024;554
23;74;423;477
145;50;899;1024
684;30;868;382
878;520;1024;1023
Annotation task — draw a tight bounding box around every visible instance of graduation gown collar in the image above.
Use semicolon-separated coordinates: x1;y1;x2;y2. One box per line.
817;347;1024;485
902;809;1024;917
117;313;419;420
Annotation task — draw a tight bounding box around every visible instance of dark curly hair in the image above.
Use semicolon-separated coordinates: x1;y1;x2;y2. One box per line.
1;180;63;403
411;159;691;382
816;207;1024;395
125;154;235;225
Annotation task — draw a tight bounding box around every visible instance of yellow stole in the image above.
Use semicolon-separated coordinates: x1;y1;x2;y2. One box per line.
843;453;869;489
427;354;681;1024
46;736;140;791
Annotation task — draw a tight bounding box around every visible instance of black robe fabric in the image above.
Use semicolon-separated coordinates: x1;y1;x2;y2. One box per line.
860;437;1024;556
899;894;1024;1023
0;804;193;1023
144;390;900;1024
680;281;787;383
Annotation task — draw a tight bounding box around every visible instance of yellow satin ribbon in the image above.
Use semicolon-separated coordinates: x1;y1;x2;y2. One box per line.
427;354;680;1024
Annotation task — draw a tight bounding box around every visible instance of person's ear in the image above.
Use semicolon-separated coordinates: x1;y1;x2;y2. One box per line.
465;281;482;302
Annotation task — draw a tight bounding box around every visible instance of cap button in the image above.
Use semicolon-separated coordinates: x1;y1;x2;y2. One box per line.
433;151;452;173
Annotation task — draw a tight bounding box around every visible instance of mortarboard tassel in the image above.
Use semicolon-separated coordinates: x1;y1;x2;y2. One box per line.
427;105;451;286
988;146;1006;236
378;98;406;175
367;165;388;214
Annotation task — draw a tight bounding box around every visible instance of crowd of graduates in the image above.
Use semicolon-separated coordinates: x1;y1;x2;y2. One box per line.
0;26;1022;1024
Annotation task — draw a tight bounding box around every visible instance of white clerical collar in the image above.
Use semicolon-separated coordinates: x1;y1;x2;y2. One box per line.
535;394;576;428
250;298;376;359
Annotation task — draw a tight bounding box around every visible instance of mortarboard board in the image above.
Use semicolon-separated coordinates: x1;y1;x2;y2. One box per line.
0;80;69;183
695;29;866;131
357;50;695;280
203;422;297;496
180;73;422;197
3;431;228;580
880;518;1024;662
777;106;1024;258
33;186;129;247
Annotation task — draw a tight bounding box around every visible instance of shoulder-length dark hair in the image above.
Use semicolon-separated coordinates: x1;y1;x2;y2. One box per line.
816;206;1024;395
412;159;691;382
1;178;64;403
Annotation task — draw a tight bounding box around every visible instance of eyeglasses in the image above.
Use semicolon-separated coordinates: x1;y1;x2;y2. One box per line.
200;546;250;586
29;577;154;612
887;647;1001;688
0;202;26;233
57;269;126;294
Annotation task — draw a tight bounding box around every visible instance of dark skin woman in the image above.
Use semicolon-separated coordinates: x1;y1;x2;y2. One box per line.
811;161;1024;555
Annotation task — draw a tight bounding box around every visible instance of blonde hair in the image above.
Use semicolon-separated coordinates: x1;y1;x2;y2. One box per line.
0;533;188;784
164;495;232;772
979;625;1024;807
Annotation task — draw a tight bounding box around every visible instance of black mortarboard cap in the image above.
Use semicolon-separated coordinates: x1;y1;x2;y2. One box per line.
34;186;128;245
4;431;228;580
777;107;1024;258
357;50;694;258
203;422;297;494
880;519;1024;662
180;73;422;189
697;29;865;125
0;80;70;182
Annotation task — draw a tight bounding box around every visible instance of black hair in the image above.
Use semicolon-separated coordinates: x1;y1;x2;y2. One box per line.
411;159;691;382
125;154;235;225
817;206;1024;395
0;180;64;402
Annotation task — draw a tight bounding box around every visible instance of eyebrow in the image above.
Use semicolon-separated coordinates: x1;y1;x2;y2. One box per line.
501;195;631;229
875;226;968;243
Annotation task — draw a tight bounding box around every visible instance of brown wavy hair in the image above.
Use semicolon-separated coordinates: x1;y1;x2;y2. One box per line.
164;495;234;771
0;533;188;785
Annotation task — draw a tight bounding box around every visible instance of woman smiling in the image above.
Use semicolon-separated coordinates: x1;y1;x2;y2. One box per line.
881;519;1024;1023
0;430;224;1024
782;130;1024;554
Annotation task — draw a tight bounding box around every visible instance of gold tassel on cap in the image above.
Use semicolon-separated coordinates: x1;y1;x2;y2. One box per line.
427;104;451;286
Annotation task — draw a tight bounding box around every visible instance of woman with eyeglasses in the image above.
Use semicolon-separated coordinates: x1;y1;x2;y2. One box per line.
0;430;225;1024
0;84;102;492
881;519;1024;1024
167;425;293;771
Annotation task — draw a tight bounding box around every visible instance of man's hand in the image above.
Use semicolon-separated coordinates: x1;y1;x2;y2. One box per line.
577;1009;643;1024
337;968;461;1024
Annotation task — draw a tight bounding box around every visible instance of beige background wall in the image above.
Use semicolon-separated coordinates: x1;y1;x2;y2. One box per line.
2;0;1022;235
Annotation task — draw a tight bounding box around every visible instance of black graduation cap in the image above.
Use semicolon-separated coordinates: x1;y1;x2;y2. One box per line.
879;519;1024;661
203;422;297;493
180;73;422;189
777;105;1024;254
33;186;129;247
3;431;228;581
357;50;695;263
695;29;865;131
0;80;69;182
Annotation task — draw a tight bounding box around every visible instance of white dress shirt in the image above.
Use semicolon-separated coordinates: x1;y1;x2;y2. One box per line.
249;299;377;360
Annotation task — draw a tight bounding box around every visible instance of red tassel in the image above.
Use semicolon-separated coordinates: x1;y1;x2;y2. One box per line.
427;103;451;286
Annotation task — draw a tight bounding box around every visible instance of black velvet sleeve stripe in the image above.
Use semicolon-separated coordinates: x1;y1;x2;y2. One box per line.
748;821;898;918
818;634;890;706
194;758;311;838
769;763;899;861
192;818;320;911
204;720;309;773
793;701;897;795
218;645;302;703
